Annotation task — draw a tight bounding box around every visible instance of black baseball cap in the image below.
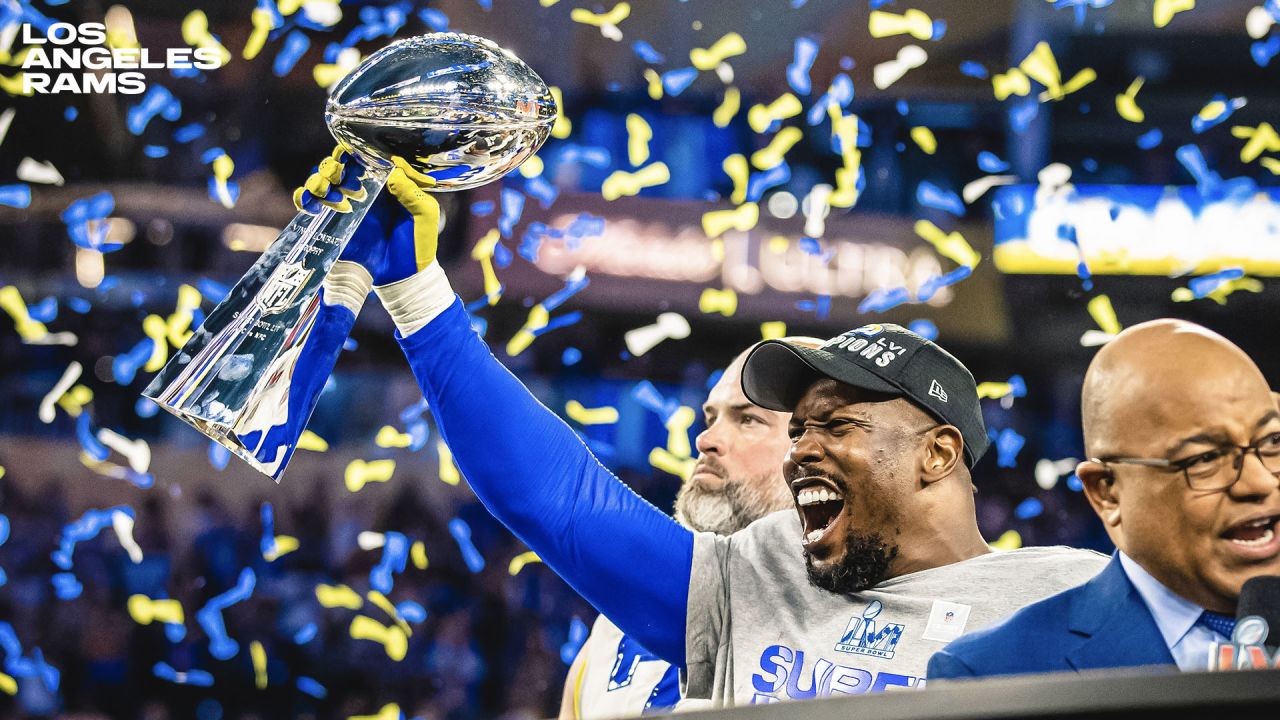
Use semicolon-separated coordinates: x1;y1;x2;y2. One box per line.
741;323;990;467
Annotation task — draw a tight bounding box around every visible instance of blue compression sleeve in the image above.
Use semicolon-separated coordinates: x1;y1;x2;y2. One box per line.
396;297;693;665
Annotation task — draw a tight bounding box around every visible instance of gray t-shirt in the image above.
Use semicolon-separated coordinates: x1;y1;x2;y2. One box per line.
685;510;1108;705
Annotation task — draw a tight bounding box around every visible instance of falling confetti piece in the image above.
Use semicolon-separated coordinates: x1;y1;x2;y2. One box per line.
914;220;980;268
868;8;945;41
350;616;408;661
1087;294;1122;335
916;180;964;215
990;529;1023;551
1154;0;1195;28
624;312;691;356
625;113;652;166
760;321;787;340
1230;122;1280;162
702;203;759;237
787;36;819;94
1192;94;1246;134
1036;457;1079;490
751;126;804;170
873;45;927;90
747;93;803;133
1115;76;1146;123
698;288;738;316
649;447;695;479
448;518;486;573
128;595;184;626
509;551;542;575
344;459;396;493
690;32;746;70
713;86;740;127
316;584;363;610
565;401;619;425
910;126;937;154
601;162;670;200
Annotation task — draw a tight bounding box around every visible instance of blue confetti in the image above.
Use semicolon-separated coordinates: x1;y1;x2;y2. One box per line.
113;338;154;385
154;662;215;687
560;615;589;665
126;85;181;135
896;99;909;117
196;568;256;660
68;296;92;313
75;414;110;462
52;572;82;600
0;184;32;209
64;106;78;121
786;37;819;95
1252;36;1280;67
858;286;912;313
297;676;327;699
26;296;56;323
907;319;939;341
916;180;965;216
1014;497;1044;520
917;266;973;302
61;191;117;251
1136;128;1163;149
1066;474;1084;492
1191;94;1244;134
796;295;832;320
53;506;132;570
0;515;8;546
631;380;681;423
661;67;699;96
498;188;525;238
174;123;206;144
632;40;664;64
273;31;310;77
294;623;318;645
1009;98;1040;134
208;441;231;470
143;145;169;158
959;61;988;79
396;601;427;623
370;531;409;594
418;8;449;31
559;143;612;168
448;518;486;573
471;200;495;216
562;347;582;366
993;427;1026;468
525;174;559;208
746;163;791;202
1188;267;1245;298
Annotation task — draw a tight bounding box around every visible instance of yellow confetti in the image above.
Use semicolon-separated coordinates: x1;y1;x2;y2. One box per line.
263;535;299;562
713;86;740;128
519;154;544;178
506;304;549;356
701;202;759;238
1048;67;1095;101
909;126;937;154
180;11;231;67
344;459;396;493
1115;77;1146;123
438;439;461;486
601;162;670;201
243;5;279;60
366;591;411;636
103;5;140;50
914;220;980;268
698;288;738;316
128;595;184;625
625;113;652;166
298;430;329;452
509;550;542;575
751;126;803;170
140;315;169;372
649;447;695;479
411;541;428;569
722;154;749;205
0;672;14;696
992;68;1031;101
549;86;571;139
208;152;236;208
1172;278;1263;305
0;466;4;480
350;703;403;720
643;68;663;100
350;616;407;661
1019;42;1062;98
665;406;696;458
1261;157;1280;175
990;529;1023;551
541;0;561;5
166;284;203;348
0;73;31;97
747;93;802;133
316;583;363;610
570;2;630;27
565;400;620;425
470;229;503;305
868;9;938;41
250;641;268;689
0;285;49;341
690;32;746;70
1087;294;1122;336
976;381;1015;400
375;425;412;448
1154;0;1195;28
57;385;94;418
1230;123;1280;163
760;321;787;340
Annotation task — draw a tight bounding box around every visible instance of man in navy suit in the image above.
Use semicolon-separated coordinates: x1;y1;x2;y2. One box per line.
929;319;1280;679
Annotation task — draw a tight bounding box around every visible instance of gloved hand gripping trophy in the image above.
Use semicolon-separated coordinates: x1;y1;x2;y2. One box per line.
143;33;556;480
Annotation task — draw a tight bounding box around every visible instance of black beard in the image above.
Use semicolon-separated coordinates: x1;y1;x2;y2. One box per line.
804;531;899;594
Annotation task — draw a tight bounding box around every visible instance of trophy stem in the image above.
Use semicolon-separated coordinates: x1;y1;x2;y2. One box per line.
144;165;390;481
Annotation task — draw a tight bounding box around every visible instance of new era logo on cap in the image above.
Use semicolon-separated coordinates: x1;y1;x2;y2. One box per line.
929;379;948;403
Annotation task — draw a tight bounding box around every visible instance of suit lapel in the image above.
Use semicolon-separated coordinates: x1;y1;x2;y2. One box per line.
1065;555;1177;671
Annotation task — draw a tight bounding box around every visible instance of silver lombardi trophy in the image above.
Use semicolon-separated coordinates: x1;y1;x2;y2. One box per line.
143;33;556;481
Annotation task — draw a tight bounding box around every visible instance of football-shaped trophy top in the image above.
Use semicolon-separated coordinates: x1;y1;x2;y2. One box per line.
325;33;557;191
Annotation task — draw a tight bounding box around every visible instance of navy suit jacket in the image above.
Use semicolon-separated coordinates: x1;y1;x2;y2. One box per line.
928;554;1178;679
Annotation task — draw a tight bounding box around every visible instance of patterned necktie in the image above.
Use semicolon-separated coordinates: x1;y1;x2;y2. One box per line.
1197;610;1237;640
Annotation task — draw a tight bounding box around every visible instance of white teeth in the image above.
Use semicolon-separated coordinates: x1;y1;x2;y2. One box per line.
805;528;826;544
796;487;843;506
1230;527;1275;547
1244;517;1273;528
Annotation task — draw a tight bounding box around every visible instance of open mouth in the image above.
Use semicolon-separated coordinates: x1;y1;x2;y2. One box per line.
1221;515;1279;547
795;481;846;547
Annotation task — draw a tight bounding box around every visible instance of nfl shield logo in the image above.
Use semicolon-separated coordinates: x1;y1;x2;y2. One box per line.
256;261;313;315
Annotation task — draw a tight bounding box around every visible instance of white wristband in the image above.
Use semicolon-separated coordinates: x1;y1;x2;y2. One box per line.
374;261;455;337
321;260;373;315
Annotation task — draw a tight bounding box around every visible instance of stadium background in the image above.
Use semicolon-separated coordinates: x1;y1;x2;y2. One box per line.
1;0;1279;718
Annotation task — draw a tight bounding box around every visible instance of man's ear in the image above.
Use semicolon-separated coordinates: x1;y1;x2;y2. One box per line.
921;425;963;484
1078;460;1121;527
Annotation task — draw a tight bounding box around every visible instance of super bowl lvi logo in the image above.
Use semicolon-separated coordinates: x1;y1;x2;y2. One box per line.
835;601;905;659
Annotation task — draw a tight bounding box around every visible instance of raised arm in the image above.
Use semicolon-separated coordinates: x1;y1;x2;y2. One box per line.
321;152;694;664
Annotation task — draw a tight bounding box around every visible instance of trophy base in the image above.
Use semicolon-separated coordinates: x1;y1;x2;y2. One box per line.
155;402;293;483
